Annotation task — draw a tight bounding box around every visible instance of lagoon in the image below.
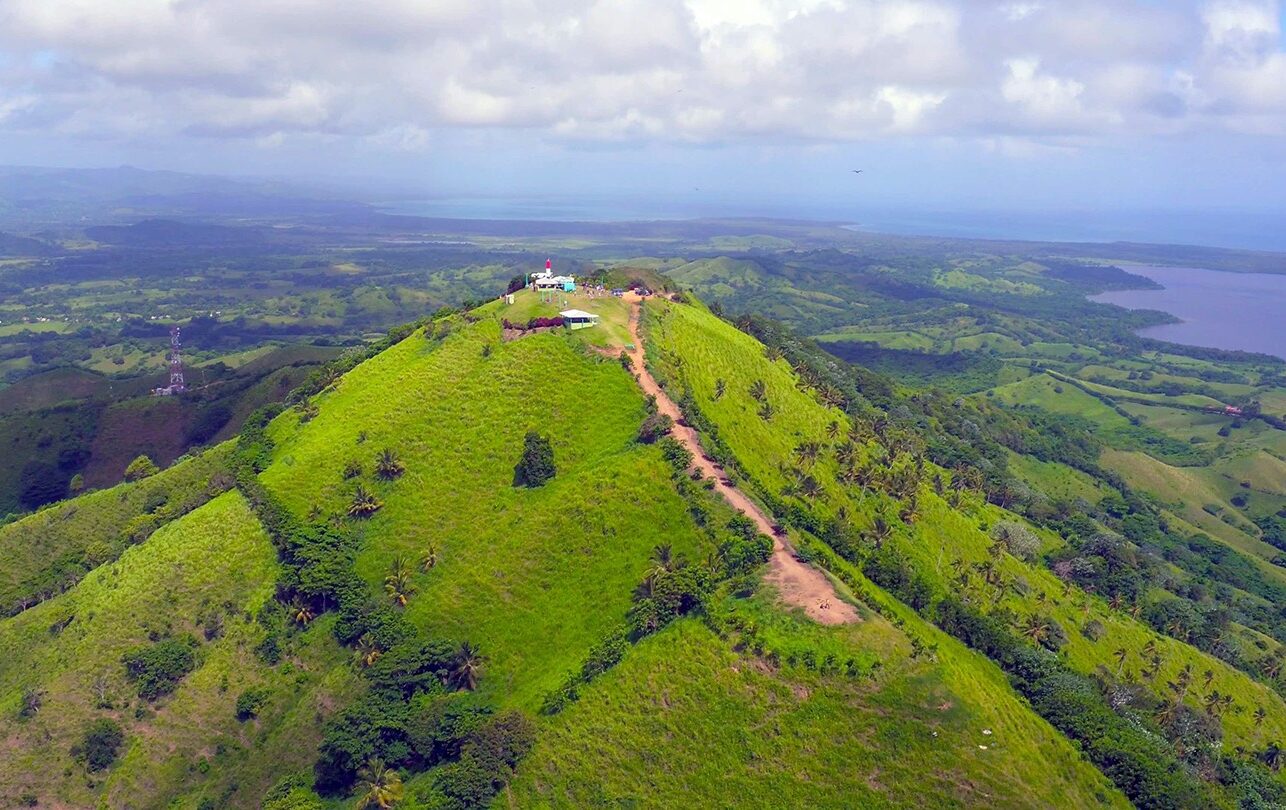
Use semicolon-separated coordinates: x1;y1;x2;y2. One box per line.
1091;265;1286;360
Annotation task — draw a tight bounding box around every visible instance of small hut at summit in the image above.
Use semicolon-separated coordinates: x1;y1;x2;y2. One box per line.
559;309;600;330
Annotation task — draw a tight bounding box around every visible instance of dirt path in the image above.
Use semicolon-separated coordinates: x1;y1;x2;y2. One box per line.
624;299;858;625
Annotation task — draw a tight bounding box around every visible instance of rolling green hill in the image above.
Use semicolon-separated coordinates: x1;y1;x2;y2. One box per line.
1;289;1281;808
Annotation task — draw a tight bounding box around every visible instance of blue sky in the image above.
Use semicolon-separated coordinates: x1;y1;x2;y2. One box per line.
1;0;1284;239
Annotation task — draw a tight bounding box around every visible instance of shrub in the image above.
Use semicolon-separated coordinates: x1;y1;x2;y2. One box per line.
580;628;629;681
124;454;160;482
434;711;536;810
236;687;271;720
513;431;556;487
636;412;673;444
122;635;199;700
17;688;43;720
314;691;413;793
659;437;693;472
991;520;1041;562
262;774;325;810
75;719;124;771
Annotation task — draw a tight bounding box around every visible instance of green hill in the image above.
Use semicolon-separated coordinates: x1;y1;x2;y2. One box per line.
1;290;1281;808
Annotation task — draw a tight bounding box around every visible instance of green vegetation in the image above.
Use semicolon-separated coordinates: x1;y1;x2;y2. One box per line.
642;295;1286;807
5;207;1286;807
0;442;234;616
513;431;556;488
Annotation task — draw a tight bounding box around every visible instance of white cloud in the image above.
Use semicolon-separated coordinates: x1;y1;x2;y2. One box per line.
0;0;1283;149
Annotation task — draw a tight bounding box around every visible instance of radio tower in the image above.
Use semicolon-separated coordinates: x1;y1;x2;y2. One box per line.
167;326;187;394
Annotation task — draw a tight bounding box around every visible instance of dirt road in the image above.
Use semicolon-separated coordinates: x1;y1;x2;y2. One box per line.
624;300;858;625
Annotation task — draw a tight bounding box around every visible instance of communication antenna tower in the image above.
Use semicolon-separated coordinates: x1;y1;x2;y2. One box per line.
168;326;187;393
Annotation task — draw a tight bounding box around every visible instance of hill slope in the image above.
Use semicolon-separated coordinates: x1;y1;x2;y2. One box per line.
1;289;1255;808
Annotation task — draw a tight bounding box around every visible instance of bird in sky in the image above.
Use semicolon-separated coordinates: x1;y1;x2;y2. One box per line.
851;169;863;174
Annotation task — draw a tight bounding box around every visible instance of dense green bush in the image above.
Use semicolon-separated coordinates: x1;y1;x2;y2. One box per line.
74;718;124;772
235;687;270;720
512;431;555;487
659;436;693;473
433;711;536;810
123;454;160;482
261;774;324;810
636;411;673;444
122;635;199;700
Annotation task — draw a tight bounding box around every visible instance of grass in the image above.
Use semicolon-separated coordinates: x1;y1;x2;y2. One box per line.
508;615;1125;809
262;315;709;711
0;443;234;615
1005;450;1108;504
1102;448;1284;566
642;297;1286;779
0;492;352;808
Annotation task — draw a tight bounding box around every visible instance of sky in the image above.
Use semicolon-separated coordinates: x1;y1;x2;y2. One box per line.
1;0;1285;239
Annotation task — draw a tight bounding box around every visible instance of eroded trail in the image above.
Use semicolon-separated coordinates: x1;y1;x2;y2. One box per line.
624;300;858;625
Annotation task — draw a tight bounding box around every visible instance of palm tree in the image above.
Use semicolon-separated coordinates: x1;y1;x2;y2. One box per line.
793;441;821;467
749;379;766;401
1020;614;1050;646
1108;593;1125;612
355;758;404;809
384;569;416;607
1202;668;1215;691
355;633;383;668
1255;705;1268;728
449;642;486;690
292;600;314;626
375;449;406;480
826;420;840;439
865;516;893;549
419;543;438;572
975;558;1002;588
898;495;919;525
1144;653;1163;681
1169;663;1194;698
1265;654;1285;682
797;474;822;500
1261;742;1286;772
1113;647;1129;676
870;413;889;437
1142;639;1158;659
713;378;726;400
348;484;383;517
1158;697;1183;728
649;544;683;579
1203;690;1225;717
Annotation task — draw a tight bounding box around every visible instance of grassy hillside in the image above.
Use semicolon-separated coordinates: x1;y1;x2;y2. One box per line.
643;296;1286;804
1;290;1267;808
0;442;234;616
0;492;326;808
511;604;1124;809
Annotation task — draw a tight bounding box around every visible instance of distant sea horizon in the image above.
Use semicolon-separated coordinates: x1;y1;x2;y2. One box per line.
375;196;1286;253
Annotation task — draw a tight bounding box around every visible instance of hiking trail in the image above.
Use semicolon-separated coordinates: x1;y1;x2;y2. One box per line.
623;298;859;625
